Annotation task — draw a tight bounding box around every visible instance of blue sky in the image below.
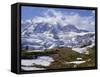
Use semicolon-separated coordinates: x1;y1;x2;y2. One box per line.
21;6;94;21
21;6;95;32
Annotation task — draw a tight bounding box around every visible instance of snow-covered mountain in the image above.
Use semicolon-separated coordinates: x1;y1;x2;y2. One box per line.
21;10;95;51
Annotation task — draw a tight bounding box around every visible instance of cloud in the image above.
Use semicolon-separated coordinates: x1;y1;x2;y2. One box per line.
23;9;95;32
92;10;95;15
64;13;95;31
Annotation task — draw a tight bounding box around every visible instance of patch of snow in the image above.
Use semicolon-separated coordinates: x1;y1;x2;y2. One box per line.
48;43;56;49
28;50;44;52
21;67;45;71
38;56;54;62
21;59;34;66
66;61;86;64
76;58;82;60
21;56;54;67
72;48;87;53
26;38;42;43
72;42;94;54
87;43;95;48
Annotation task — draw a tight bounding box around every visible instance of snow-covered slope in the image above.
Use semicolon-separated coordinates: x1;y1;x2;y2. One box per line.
21;10;95;51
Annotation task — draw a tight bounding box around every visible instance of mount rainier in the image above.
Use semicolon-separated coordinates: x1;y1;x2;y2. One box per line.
21;10;95;51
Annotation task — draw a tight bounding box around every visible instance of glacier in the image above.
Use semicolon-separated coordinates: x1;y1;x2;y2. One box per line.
21;10;95;52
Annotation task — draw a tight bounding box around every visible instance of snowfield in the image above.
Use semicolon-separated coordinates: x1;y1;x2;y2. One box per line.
21;56;54;70
21;9;95;51
72;43;95;54
21;56;54;67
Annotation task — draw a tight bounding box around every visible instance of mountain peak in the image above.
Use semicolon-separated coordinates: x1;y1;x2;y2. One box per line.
62;24;79;32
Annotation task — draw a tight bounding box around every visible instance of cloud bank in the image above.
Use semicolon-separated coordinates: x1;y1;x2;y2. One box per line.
22;9;95;32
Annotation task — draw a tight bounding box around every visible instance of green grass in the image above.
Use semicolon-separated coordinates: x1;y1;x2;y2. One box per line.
21;46;96;69
21;49;57;57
